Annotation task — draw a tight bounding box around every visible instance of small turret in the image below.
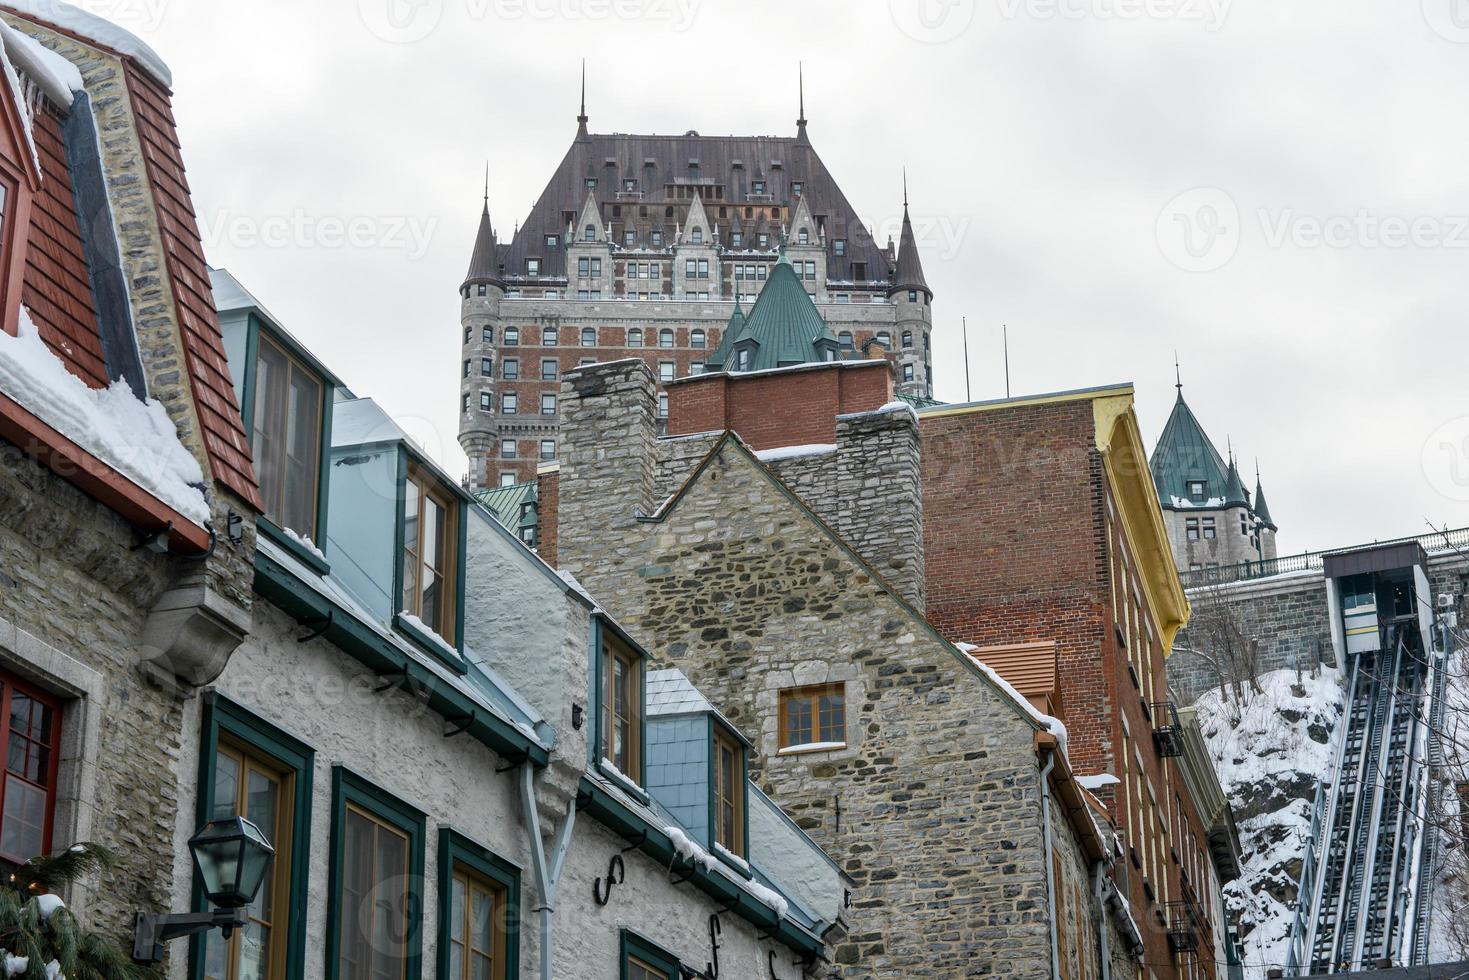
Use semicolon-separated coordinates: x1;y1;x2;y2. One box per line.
888;171;933;397
458;179;506;490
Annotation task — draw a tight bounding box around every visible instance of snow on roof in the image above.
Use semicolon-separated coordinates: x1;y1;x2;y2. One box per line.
0;307;208;523
753;443;836;463
956;641;1069;754
0;18;80;107
1;0;171;87
331;398;405;449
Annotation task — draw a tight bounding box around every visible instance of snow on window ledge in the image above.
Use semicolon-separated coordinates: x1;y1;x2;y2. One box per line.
776;741;847;757
394;612;460;663
0;307;209;524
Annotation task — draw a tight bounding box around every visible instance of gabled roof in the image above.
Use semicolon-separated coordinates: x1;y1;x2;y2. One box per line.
707;256;834;371
473;480;537;531
491;130;893;281
1149;390;1231;510
646;667;750;747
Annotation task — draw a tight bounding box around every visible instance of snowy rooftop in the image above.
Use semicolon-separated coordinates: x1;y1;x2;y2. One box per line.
2;0;172;87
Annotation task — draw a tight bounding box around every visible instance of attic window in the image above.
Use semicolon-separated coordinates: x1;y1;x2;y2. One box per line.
251;332;326;541
402;465;459;640
770;160;782;170
585;178;596;190
798;227;809;245
690;227;702;245
601;632;643;781
712;727;746;857
833;239;845;256
792;181;803;195
623;178;637;192
752;180;766;195
1187;481;1207;503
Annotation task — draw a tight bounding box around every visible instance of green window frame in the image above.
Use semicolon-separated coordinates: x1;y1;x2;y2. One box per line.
435;829;521;980
591;618;648;795
707;718;750;870
619;930;679;980
390;449;469;672
326;767;426;980
191;694;314;980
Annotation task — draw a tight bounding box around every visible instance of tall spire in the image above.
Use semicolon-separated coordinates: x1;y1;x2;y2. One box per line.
482;161;489;212
576;59;589;139
796;63;808;143
1174;351;1182;394
1253;461;1276;528
890;170;930;298
463;176;501;288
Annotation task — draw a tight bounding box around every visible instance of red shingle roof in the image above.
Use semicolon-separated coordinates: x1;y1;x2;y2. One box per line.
124;63;260;510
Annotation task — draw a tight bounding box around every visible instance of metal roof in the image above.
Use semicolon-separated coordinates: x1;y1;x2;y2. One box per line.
491;130;894;282
463;203;502;288
1149;390;1232;510
472;481;538;532
707;256;835;371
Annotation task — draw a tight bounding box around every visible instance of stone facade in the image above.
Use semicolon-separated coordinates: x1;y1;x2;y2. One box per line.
552;361;1115;978
0;11;259;956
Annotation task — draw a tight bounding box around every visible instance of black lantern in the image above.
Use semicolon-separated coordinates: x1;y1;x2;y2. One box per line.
133;817;275;964
189;816;274;909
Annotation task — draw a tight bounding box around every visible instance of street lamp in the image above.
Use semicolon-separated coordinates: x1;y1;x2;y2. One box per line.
133;816;275;964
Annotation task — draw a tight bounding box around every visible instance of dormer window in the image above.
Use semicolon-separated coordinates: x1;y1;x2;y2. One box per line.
736;348;751;371
651;230;663;247
1187;480;1207;503
798;227;809;245
402;466;459;638
251;332;326;541
792;181;803;196
585;178;596;190
584;224;596;242
752;180;765;195
691;227;703;244
601;631;643;780
833;239;845;256
712;727;746;856
730;231;742;247
545;234;559;250
623;178;637;192
837;331;854;352
526;258;540;276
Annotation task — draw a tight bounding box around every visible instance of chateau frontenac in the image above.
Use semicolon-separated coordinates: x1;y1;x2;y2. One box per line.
456;82;936;488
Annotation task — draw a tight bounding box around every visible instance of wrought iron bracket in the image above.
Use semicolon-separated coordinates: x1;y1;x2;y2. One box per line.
593;853;625;905
296;610;333;643
133;906;244;964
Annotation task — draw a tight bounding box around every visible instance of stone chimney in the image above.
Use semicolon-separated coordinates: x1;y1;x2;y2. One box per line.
557;359;658;538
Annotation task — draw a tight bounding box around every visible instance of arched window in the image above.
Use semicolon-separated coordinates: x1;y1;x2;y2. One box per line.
902;331;913;349
504;327;519;345
627;328;643;348
690;329;706;349
659;328;674;348
838;331;853;351
584;224;596;242
581;327;597;347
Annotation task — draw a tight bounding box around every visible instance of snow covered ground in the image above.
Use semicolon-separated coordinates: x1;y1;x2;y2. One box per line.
1192;666;1345;978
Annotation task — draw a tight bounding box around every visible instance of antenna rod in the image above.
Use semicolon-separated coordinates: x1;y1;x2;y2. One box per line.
962;316;971;402
1003;324;1011;399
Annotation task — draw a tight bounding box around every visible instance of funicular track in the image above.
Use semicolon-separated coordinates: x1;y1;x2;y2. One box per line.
1295;618;1444;974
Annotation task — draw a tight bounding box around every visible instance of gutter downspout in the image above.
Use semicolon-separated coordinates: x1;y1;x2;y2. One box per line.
520;764;577;980
1094;860;1111;980
1041;751;1061;980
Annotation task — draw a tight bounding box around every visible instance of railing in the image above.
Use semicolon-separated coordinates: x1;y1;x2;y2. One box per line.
1163;900;1202;954
1179;526;1469;590
1151;700;1184;757
1284;780;1330;975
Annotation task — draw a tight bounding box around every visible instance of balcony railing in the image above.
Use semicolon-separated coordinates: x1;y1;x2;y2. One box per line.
1178;525;1469;591
1152;700;1184;758
1163;901;1202;954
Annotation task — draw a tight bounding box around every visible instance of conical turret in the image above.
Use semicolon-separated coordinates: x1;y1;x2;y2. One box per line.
888;173;930;299
1254;472;1276;529
1223;451;1248;507
463;199;502;289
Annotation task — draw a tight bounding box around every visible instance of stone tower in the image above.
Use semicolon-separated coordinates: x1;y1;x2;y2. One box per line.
1148;382;1279;574
458;195;504;490
888;176;933;399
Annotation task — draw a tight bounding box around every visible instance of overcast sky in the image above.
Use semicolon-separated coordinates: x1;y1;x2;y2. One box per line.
123;0;1469;555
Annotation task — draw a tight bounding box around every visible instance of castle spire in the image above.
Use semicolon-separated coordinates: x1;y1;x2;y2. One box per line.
796;63;808;143
576;59;589;139
1174;351;1182;394
463;177;501;288
889;171;930;299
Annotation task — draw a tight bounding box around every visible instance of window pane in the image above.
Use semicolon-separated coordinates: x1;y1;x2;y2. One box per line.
420;496;444;632
451;877;466;943
283;365;322;537
0;777;45;860
784;696;812;746
819;692;844;743
471;886;494;953
211;751;241;821
252;340;290;526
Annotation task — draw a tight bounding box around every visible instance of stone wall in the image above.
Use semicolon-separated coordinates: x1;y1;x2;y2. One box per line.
0;446;192;941
554;362;1091;977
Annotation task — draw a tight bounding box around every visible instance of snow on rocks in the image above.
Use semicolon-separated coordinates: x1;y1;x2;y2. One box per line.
3;954;26;977
1192;666;1345;979
0;308;210;524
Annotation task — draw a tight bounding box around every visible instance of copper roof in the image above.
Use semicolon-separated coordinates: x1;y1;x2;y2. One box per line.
960;640;1059;706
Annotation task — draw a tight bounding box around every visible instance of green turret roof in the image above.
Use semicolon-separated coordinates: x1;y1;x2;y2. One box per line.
1222;455;1249;507
708;254;836;372
1253;476;1275;529
1149;390;1232;510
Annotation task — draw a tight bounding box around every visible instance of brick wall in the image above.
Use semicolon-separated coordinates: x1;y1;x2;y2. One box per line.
666;360;892;449
537;466;560;567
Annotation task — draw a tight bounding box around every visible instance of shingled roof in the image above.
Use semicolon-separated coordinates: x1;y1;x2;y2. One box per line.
493;127;893;282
